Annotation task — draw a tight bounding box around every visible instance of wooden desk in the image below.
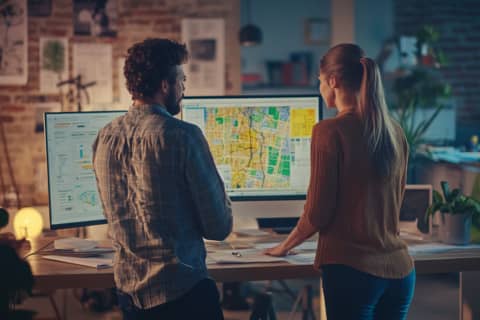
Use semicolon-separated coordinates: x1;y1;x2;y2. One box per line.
27;238;480;319
28;250;480;289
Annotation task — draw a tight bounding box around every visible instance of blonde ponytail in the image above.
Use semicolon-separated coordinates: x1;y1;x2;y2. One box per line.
320;44;401;178
358;57;400;178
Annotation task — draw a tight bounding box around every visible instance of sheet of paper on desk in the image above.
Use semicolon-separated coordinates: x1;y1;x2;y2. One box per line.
408;243;480;255
207;249;285;264
42;253;113;269
283;252;316;265
233;228;271;237
254;241;317;251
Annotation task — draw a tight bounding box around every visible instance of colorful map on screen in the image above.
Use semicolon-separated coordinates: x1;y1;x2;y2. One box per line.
183;101;317;196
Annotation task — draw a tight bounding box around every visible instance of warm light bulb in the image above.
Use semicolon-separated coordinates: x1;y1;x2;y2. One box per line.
13;207;43;239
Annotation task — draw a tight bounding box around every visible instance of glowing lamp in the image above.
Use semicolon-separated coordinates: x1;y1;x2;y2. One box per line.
13;207;43;239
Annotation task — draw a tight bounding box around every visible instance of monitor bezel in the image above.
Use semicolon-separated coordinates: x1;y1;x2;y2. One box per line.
45;110;125;230
182;94;323;202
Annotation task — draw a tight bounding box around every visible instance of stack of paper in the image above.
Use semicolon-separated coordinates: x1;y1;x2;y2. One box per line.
43;253;113;269
233;228;271;237
207;249;285;264
254;241;317;251
408;243;480;255
283;252;316;265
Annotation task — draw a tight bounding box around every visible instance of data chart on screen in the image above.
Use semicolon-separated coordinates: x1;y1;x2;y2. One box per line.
45;111;125;228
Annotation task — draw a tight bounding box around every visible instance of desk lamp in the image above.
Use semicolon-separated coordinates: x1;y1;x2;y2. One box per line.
13;207;43;239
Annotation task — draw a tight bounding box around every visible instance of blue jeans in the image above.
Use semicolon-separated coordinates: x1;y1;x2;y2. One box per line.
117;278;224;320
322;264;416;320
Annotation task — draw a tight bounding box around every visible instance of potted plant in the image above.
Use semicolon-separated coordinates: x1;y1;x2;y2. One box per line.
388;25;451;183
424;181;480;245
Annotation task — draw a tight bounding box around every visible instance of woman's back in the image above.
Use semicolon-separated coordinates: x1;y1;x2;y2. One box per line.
307;110;413;278
265;43;416;319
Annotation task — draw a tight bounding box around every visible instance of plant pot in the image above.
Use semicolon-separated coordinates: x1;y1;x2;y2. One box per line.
439;212;472;245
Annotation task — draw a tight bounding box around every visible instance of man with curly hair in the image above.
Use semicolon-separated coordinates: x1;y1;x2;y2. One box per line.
92;38;232;319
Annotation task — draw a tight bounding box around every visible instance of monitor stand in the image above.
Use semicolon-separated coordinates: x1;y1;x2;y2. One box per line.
271;227;295;234
53;237;98;251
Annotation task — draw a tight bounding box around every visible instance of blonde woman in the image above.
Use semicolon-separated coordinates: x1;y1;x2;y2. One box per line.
265;44;415;320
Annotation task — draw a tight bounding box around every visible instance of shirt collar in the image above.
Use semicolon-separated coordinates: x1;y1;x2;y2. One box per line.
128;104;172;117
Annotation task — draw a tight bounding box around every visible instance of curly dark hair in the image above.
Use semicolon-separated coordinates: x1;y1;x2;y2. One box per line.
124;38;188;100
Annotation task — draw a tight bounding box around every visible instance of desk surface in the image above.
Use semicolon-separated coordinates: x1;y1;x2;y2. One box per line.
27;237;480;291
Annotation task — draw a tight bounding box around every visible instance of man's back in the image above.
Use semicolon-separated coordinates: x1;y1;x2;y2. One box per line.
93;104;232;309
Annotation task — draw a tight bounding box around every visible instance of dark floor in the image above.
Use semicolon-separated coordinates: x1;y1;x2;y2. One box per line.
242;273;458;320
18;273;459;319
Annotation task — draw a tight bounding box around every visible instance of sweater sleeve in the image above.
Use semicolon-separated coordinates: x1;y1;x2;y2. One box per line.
297;123;340;235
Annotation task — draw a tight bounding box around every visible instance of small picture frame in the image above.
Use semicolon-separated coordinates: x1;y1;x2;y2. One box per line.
304;18;329;45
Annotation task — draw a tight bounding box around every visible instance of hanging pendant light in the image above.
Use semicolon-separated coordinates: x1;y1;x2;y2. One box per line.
239;0;262;46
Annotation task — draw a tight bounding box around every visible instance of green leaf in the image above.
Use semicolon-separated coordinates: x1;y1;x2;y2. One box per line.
433;190;443;204
441;181;450;201
415;104;445;139
449;189;462;202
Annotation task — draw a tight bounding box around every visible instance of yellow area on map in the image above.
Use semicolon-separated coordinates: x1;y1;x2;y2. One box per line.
203;107;291;190
290;108;316;138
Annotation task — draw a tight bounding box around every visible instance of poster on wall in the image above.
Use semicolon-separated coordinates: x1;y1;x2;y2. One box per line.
73;0;117;37
0;0;28;85
73;43;113;106
33;101;61;204
181;18;225;95
39;37;69;93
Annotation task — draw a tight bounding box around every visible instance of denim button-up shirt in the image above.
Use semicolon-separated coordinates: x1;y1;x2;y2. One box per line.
92;104;232;309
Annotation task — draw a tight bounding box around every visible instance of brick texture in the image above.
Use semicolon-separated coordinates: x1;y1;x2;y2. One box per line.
394;0;480;143
0;0;240;206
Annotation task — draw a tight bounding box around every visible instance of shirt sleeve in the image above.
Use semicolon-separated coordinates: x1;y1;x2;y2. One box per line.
297;124;339;235
185;125;233;241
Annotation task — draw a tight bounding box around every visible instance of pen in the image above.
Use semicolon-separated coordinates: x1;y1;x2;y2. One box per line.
229;243;242;257
231;251;242;257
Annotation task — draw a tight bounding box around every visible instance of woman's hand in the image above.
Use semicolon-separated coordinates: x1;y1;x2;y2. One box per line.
263;243;290;257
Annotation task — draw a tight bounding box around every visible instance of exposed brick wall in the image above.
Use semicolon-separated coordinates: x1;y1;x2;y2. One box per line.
0;0;240;206
394;0;480;145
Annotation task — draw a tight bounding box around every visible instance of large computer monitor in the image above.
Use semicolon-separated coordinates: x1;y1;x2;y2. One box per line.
182;95;322;200
45;95;321;229
45;111;126;229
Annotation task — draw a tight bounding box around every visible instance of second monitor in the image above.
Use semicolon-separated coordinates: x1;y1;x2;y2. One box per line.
182;95;322;201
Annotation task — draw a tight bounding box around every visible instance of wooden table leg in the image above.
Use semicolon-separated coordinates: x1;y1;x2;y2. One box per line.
460;271;480;320
319;277;327;320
